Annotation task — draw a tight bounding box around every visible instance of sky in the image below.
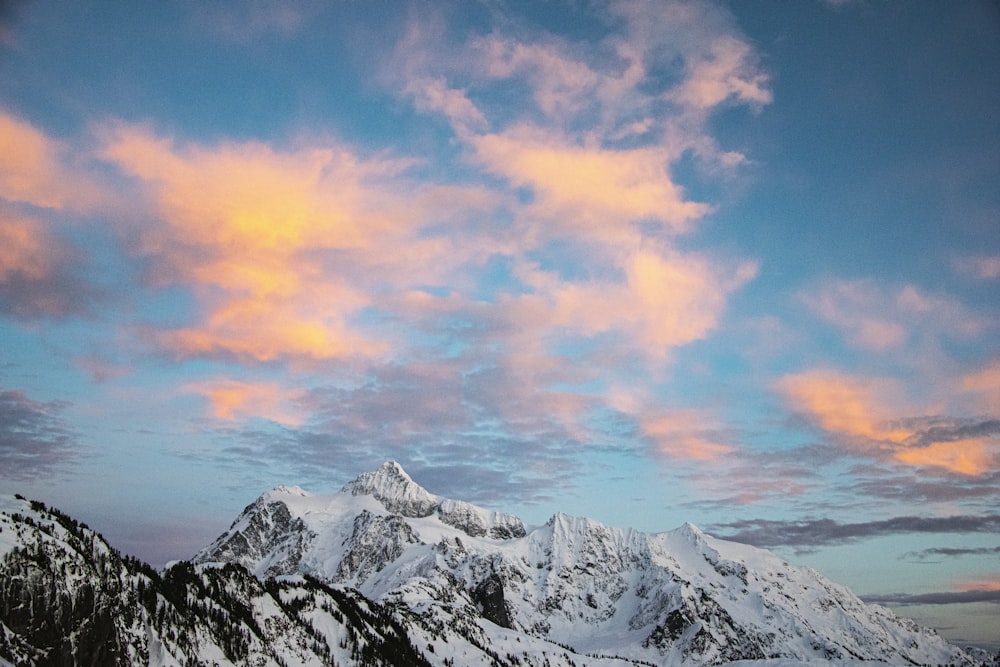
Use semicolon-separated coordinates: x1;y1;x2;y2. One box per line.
0;0;998;651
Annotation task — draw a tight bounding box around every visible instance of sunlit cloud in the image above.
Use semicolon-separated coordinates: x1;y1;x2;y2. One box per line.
668;35;772;110
471;129;710;238
0;110;98;210
184;379;306;426
98;123;417;363
802;279;990;351
959;360;1000;414
777;369;1000;476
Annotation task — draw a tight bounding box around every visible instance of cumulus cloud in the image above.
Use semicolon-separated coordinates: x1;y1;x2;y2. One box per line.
97;122;478;364
0;389;77;480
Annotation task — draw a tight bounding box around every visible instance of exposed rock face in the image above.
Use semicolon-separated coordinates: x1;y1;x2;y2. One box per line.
197;499;315;577
336;510;420;584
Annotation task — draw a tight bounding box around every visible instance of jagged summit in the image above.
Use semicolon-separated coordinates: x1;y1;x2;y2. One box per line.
341;460;438;517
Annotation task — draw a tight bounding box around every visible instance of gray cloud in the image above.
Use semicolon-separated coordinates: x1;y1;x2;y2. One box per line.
902;417;1000;449
0;389;77;479
901;546;1000;562
862;590;1000;606
710;515;1000;549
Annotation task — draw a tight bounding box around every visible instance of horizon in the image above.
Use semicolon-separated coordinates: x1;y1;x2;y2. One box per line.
0;0;997;652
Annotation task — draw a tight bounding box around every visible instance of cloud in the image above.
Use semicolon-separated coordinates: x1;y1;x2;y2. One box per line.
954;254;1000;281
777;369;1000;475
802;279;990;351
188;0;318;42
0;110;100;210
710;514;1000;549
901;546;1000;562
0;211;98;318
98;123;426;363
862;589;1000;606
183;379;306;426
959;360;1000;414
0;389;77;480
668;34;772;110
470;128;710;239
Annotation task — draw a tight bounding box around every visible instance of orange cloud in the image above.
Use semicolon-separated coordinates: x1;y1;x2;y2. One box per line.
471;127;710;239
776;370;909;444
778;369;998;476
959;360;1000;414
98;124;420;363
894;437;995;477
518;248;755;357
185;379;305;426
640;409;735;460
608;387;734;461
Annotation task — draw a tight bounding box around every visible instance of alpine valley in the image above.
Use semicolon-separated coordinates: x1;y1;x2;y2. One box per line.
0;461;992;666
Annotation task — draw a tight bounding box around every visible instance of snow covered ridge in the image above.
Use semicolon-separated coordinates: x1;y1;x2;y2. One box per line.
0;464;991;666
189;461;982;666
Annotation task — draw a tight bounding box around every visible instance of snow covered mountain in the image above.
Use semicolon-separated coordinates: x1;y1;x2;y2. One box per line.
192;461;981;666
0;462;988;666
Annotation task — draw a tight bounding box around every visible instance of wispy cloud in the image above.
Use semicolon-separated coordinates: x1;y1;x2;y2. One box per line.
0;389;77;480
801;279;990;351
710;515;1000;549
862;589;1000;606
954;254;1000;281
901;546;1000;562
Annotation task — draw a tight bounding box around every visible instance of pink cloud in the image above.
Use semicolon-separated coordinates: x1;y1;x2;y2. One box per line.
954;254;1000;281
513;248;755;358
0;110;100;210
184;379;306;426
668;35;772;110
803;279;991;351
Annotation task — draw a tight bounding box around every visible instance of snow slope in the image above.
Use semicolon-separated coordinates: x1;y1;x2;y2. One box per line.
194;461;979;666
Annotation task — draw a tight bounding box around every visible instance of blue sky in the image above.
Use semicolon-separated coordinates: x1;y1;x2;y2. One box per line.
1;0;998;650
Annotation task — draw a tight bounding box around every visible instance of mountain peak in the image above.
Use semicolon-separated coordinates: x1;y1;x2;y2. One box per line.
341;460;438;517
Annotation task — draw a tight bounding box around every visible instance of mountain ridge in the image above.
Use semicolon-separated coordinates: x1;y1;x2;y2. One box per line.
1;463;992;666
191;462;982;666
